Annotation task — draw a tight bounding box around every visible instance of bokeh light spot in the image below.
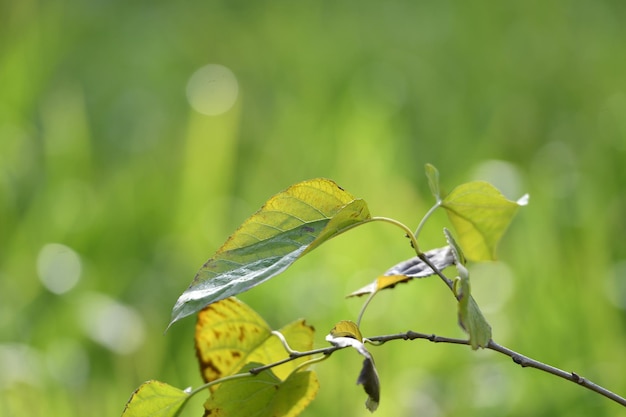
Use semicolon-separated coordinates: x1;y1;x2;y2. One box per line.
36;243;82;294
45;339;89;388
471;160;523;200
186;64;239;116
79;293;145;355
468;262;515;314
0;343;42;388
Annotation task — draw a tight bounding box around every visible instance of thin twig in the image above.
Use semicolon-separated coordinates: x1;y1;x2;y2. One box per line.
367;331;626;407
248;345;342;375
417;252;456;293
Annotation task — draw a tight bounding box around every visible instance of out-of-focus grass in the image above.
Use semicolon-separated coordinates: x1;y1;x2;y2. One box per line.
1;1;626;416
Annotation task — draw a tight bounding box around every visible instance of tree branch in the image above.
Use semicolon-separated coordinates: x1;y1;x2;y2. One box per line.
367;331;626;407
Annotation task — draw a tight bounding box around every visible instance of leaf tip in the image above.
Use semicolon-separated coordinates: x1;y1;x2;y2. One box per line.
517;193;530;206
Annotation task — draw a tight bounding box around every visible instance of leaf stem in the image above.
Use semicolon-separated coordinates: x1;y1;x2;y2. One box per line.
413;201;441;242
367;331;626;408
368;216;421;253
356;291;376;327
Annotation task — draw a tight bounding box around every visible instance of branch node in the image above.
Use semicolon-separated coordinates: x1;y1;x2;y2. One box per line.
512;355;526;367
571;372;584;384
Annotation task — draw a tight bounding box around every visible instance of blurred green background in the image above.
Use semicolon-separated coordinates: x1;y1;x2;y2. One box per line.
1;1;626;416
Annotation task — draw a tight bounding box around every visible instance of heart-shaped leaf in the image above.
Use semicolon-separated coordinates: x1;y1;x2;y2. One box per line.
441;181;528;261
170;179;371;327
195;297;314;386
121;380;189;417
203;363;319;417
347;246;454;297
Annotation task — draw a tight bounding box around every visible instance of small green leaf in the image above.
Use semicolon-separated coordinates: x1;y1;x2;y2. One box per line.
425;163;443;202
195;297;314;386
455;267;492;350
170;179;371;327
441;181;527;261
443;228;465;266
121;380;189;417
203;364;319;417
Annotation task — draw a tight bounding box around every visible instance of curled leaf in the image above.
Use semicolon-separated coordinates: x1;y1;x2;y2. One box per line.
326;324;380;412
329;320;363;341
347;246;454;297
443;228;465;266
453;264;492;350
170;179;371;327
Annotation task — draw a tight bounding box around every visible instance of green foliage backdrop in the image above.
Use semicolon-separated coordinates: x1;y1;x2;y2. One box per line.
1;1;625;416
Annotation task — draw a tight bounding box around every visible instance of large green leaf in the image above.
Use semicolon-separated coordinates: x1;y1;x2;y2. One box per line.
170;179;371;326
121;380;189;417
203;364;319;417
441;181;528;261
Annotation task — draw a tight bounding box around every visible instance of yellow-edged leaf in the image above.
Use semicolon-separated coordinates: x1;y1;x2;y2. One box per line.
170;179;371;327
329;320;363;342
195;297;314;387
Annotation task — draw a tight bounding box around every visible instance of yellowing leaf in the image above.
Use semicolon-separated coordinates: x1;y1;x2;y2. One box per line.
203;364;319;417
170;179;371;327
347;247;454;297
441;181;527;261
121;380;189;417
329;320;363;342
195;298;314;387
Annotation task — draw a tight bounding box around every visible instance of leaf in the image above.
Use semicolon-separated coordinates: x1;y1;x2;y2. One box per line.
443;228;465;266
441;181;528;261
195;298;315;387
170;178;371;327
425;163;443;202
347;246;454;297
203;363;319;417
326;324;380;412
329;320;363;341
463;295;492;350
454;264;492;350
121;380;189;417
